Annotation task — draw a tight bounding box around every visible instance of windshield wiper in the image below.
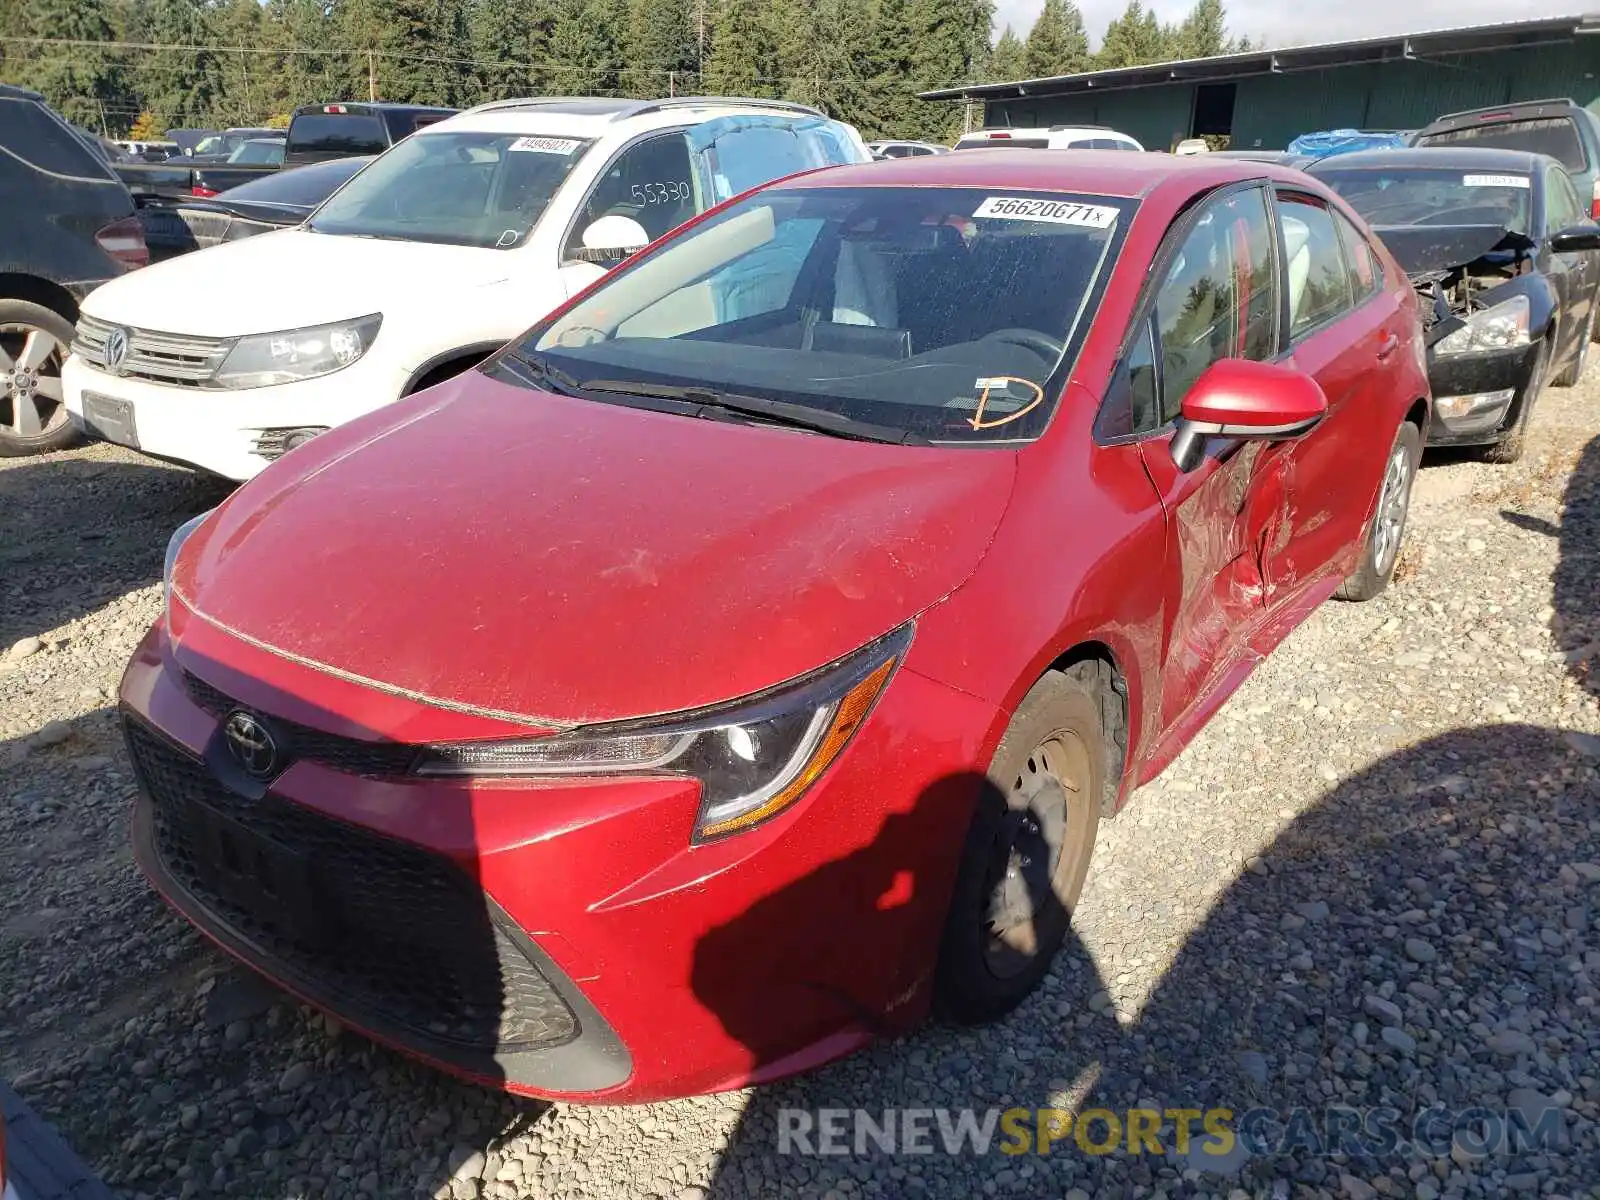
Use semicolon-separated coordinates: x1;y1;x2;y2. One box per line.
574;379;930;445
495;350;586;396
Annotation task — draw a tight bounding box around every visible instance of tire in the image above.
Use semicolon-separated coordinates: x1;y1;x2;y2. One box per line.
933;661;1117;1024
1337;419;1421;602
1552;311;1591;388
0;299;80;457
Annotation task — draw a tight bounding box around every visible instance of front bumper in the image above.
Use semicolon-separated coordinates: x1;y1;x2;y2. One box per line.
62;353;411;480
120;616;996;1102
1424;342;1540;447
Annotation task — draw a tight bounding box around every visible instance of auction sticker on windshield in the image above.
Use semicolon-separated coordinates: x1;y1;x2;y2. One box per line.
973;196;1118;228
509;136;583;154
1462;174;1530;189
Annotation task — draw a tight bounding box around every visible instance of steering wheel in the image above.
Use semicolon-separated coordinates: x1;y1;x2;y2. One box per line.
981;328;1065;361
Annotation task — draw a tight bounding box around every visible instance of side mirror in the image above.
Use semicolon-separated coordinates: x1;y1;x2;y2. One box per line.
577;214;650;265
1169;358;1328;472
1549;222;1600;254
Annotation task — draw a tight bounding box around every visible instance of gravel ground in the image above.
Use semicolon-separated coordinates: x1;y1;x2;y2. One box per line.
2;378;1598;1200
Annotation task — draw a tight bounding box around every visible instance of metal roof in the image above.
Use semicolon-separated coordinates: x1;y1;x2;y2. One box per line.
920;13;1600;102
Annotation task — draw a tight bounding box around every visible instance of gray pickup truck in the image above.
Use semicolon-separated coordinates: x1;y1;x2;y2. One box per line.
114;103;455;206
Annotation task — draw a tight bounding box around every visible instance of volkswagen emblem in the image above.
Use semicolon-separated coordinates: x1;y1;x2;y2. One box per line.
223;710;279;779
103;326;130;375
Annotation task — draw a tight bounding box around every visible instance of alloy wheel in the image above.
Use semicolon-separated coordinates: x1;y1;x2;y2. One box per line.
1;322;68;440
1371;438;1414;578
982;733;1087;980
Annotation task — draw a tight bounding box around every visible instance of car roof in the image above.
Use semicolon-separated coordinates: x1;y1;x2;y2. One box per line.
1310;146;1547;173
785;148;1299;199
436;95;832;139
0;83;46;102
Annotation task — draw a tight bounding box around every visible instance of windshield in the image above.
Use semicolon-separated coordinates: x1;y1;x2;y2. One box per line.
1416;117;1586;171
307;131;593;249
228;140;285;165
515;186;1130;444
1315;167;1534;235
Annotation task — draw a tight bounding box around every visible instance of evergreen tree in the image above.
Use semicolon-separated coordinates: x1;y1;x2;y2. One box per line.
548;0;622;94
392;0;471;105
211;0;264;124
703;0;780;99
470;0;558;101
622;0;697;98
1096;0;1170;69
1172;0;1226;59
987;25;1025;82
1022;0;1088;79
775;0;871;116
136;0;223;127
261;0;338;115
908;0;991;137
15;0;124;129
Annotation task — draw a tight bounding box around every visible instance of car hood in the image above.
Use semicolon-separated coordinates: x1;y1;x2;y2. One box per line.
1373;223;1536;280
171;374;1016;727
81;228;522;337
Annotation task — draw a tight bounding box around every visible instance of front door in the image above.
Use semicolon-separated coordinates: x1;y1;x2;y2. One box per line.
1118;184;1286;734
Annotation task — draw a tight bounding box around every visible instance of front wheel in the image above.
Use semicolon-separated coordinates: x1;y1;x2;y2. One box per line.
1337;419;1421;602
0;300;80;457
933;662;1114;1024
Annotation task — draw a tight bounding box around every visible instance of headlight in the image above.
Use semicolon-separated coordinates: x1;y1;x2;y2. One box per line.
417;625;913;841
163;510;212;609
1433;295;1530;356
213;314;381;389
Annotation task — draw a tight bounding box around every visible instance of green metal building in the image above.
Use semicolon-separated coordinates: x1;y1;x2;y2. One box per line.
920;13;1600;151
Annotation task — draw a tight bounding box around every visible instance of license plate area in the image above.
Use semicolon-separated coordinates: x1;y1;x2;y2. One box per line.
186;799;327;947
81;391;139;449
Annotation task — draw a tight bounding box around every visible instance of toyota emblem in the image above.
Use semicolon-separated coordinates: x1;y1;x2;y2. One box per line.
223;710;279;779
103;326;130;375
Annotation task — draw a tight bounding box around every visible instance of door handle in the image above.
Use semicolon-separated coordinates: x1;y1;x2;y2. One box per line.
1376;332;1400;361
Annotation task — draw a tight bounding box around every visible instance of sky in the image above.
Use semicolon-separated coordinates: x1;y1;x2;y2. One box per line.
990;0;1585;52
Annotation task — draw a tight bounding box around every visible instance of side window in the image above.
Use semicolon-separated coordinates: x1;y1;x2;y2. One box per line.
1546;166;1582;230
565;133;695;259
1149;186;1279;424
1278;193;1354;340
1333;209;1381;301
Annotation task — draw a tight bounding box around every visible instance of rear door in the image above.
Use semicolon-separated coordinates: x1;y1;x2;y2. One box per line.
1265;189;1408;595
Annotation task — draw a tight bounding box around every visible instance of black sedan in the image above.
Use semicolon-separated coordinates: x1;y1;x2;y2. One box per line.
140;155;372;262
1311;147;1600;462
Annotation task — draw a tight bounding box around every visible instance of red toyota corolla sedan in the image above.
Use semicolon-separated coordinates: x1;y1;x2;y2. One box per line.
122;152;1429;1103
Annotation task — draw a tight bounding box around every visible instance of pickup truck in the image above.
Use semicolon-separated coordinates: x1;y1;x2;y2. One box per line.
115;103;454;205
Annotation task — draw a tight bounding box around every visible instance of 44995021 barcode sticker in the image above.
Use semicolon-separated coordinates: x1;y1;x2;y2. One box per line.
508;136;583;154
972;196;1118;227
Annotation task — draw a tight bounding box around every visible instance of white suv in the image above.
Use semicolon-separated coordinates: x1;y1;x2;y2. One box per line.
64;96;870;480
951;126;1144;152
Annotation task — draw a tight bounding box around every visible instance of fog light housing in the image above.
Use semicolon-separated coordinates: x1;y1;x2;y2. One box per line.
1434;389;1514;434
252;426;331;461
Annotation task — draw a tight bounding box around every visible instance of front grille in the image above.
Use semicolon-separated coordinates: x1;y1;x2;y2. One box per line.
126;717;579;1052
182;670;420;777
73;314;231;387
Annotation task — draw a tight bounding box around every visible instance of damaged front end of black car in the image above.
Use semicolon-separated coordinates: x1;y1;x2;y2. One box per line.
1380;221;1600;454
1381;224;1548;447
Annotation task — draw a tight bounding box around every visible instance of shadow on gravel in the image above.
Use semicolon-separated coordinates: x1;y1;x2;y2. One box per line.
698;721;1597;1196
0;455;229;651
1545;430;1599;704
